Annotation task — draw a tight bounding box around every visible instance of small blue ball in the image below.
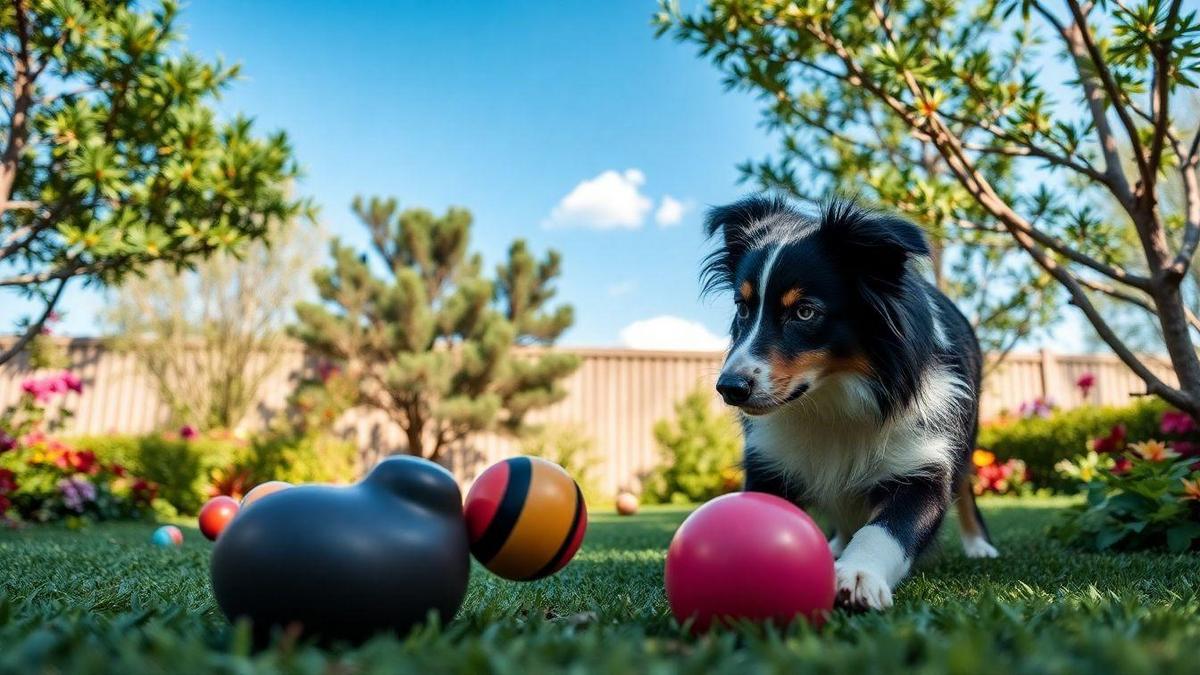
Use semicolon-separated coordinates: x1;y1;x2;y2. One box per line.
151;525;183;548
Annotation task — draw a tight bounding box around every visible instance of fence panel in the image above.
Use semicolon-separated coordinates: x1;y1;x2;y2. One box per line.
0;339;1177;492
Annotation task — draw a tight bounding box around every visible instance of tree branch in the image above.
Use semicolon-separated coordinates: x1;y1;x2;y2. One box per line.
0;278;66;365
1063;0;1153;187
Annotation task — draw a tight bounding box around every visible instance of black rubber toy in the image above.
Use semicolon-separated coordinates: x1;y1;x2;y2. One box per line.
210;456;471;643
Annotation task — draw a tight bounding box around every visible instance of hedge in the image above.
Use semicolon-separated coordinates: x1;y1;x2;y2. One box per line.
68;432;359;515
978;398;1167;492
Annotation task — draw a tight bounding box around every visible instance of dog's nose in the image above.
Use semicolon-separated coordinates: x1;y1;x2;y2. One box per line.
715;373;753;405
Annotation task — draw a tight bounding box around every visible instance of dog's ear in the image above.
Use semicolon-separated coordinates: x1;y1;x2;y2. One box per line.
700;195;792;296
819;198;929;289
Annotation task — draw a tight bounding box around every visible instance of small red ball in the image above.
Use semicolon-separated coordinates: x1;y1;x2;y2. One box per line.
199;496;240;541
665;492;835;632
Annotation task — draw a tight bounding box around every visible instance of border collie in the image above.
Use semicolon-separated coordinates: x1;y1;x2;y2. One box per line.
702;195;997;611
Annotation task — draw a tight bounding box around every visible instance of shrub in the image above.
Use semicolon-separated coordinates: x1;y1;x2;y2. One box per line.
978;398;1167;492
520;424;605;504
644;391;742;505
225;432;359;492
0;440;161;525
75;431;359;513
71;434;241;515
1052;446;1200;552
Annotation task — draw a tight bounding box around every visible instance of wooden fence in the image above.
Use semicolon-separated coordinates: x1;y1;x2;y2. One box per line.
0;338;1178;493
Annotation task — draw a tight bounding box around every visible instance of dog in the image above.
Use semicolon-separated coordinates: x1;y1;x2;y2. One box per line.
701;195;997;611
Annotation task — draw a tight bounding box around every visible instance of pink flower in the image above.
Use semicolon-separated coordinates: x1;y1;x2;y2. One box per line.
1076;372;1096;397
1160;410;1196;436
179;425;198;441
0;433;15;453
60;372;83;394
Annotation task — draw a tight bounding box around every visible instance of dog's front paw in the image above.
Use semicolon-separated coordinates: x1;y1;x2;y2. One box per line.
834;563;893;611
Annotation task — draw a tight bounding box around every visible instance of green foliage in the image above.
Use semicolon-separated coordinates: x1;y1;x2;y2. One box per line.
4;501;1200;673
72;434;240;514
0;442;160;525
0;1;306;364
230;432;358;488
1052;449;1200;552
520;424;605;503
644;390;742;505
293;197;579;460
979;399;1167;491
659;0;1200;415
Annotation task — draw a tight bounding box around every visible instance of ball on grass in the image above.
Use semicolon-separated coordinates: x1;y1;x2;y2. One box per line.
241;481;291;508
464;456;587;581
199;495;240;541
151;525;183;547
665;492;835;632
615;492;639;516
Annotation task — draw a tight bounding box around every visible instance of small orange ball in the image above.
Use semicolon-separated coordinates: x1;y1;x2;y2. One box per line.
616;492;639;516
241;481;291;508
199;496;240;541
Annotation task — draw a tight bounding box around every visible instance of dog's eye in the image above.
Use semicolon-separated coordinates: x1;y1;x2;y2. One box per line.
736;302;750;320
795;306;817;321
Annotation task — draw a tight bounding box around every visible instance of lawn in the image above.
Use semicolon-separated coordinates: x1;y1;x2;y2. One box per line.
1;497;1198;674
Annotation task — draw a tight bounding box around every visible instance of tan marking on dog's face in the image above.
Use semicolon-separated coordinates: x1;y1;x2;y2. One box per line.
768;350;872;396
739;280;753;301
768;349;832;394
780;288;804;308
826;354;873;377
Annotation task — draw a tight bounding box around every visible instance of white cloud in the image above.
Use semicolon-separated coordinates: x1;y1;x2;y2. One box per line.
619;315;729;352
606;280;636;297
544;169;653;230
654;195;688;226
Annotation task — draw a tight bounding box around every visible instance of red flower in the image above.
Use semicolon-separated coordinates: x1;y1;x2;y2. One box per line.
62;450;99;475
1089;424;1127;454
179;425;198;441
0;468;16;494
0;494;10;515
1076;372;1096;397
109;463;128;477
0;433;15;453
1112;456;1133;475
1161;410;1197;436
130;479;158;504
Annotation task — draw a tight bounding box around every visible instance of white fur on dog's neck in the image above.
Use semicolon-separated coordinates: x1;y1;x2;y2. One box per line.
744;364;970;527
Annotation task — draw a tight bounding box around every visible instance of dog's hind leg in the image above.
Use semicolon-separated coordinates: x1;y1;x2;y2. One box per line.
956;475;999;558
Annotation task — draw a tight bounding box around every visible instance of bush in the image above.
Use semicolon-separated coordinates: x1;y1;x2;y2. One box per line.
644;390;742;505
71;434;241;515
69;432;359;514
221;432;359;494
521;424;605;504
978;398;1167;492
0;441;162;525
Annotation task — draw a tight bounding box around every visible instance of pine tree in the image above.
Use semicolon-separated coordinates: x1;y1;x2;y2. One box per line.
293;197;579;461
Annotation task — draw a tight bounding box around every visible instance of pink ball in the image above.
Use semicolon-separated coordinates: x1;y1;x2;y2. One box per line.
664;492;835;632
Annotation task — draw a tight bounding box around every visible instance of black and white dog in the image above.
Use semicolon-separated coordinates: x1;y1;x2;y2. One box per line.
702;195;997;611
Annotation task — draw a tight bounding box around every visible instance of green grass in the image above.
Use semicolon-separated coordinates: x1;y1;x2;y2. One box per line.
1;497;1199;674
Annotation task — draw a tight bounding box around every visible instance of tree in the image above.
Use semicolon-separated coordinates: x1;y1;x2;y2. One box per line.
0;1;305;364
660;1;1200;416
293;197;579;461
104;215;318;430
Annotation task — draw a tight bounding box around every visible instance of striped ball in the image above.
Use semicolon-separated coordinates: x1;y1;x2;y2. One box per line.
464;456;587;581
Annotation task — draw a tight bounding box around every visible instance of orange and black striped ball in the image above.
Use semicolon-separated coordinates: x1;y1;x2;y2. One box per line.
464;456;588;581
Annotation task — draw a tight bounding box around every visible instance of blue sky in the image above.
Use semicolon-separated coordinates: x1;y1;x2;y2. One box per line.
3;0;1090;350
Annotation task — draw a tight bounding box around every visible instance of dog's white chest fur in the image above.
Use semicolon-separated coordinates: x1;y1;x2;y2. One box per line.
744;367;967;530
